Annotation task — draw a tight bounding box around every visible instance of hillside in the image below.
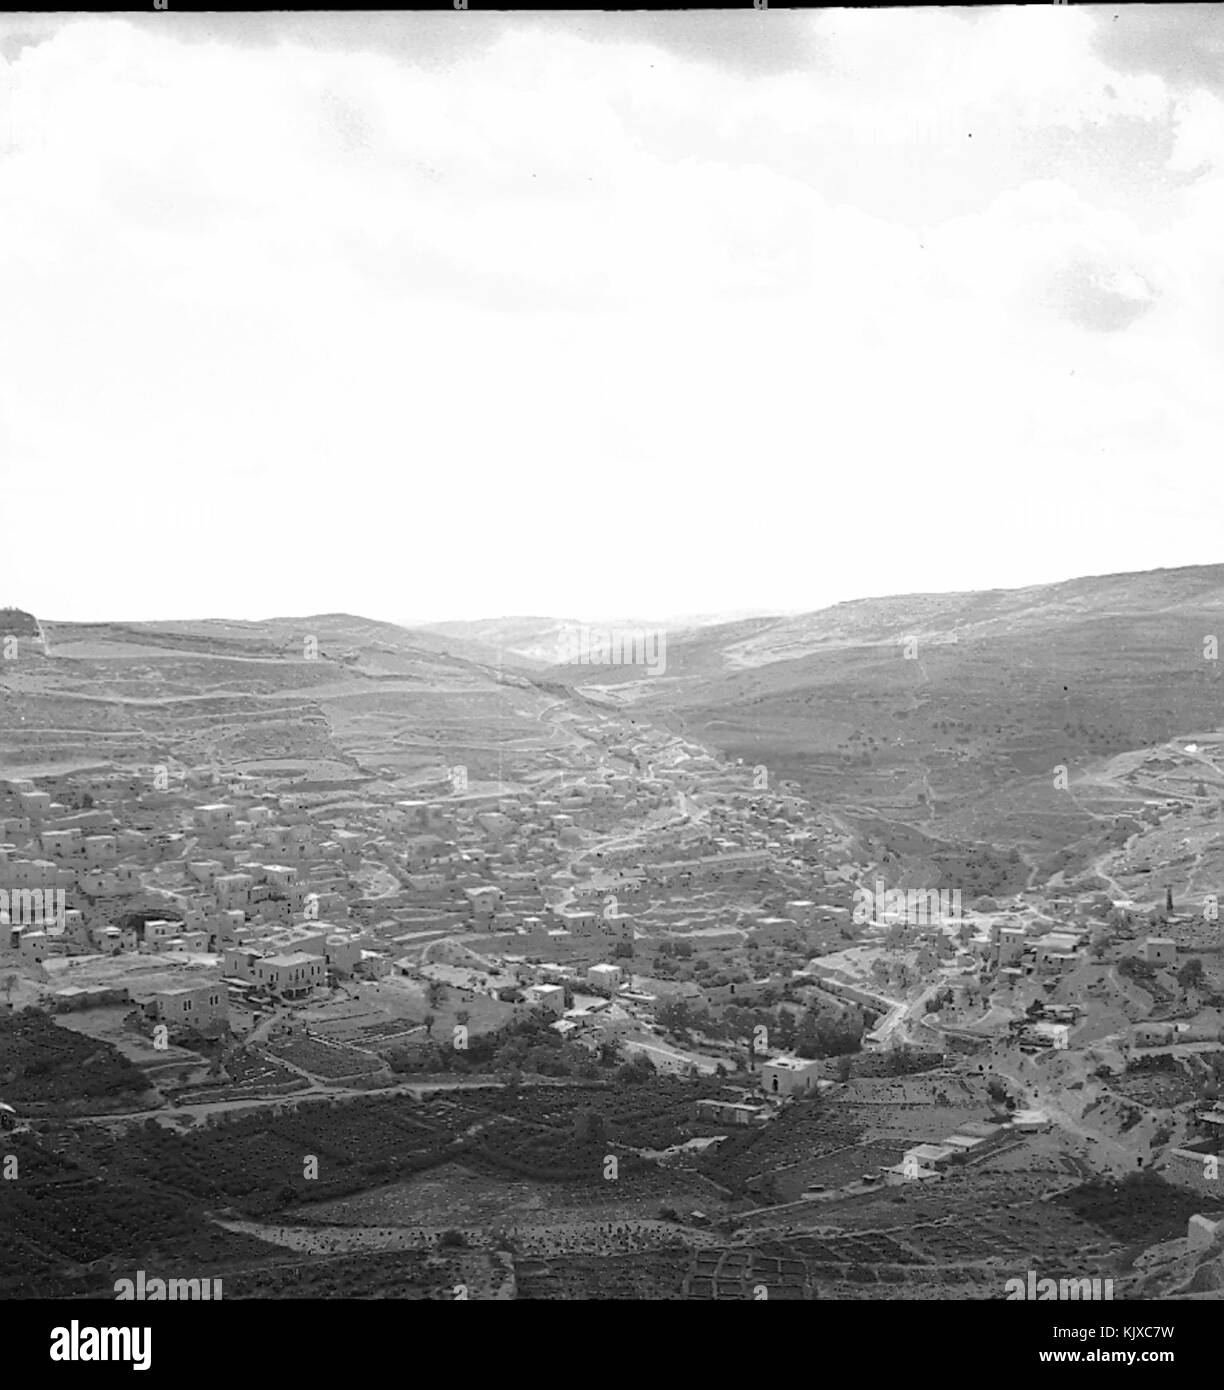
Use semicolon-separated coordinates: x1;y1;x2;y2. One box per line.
8;563;1224;897
533;564;1224;897
0;614;576;789
408;616;573;668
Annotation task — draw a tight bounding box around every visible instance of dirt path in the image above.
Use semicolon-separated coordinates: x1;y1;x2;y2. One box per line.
64;1073;596;1129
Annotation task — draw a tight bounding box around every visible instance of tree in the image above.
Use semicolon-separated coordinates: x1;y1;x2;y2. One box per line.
617;1053;656;1083
495;1037;529;1071
423;1012;436;1036
455;1008;471;1027
1118;956;1156;983
658;998;693;1036
1178;958;1205;991
795;1009;821;1060
426;981;446;1009
723;1005;755;1039
773;1008;797;1050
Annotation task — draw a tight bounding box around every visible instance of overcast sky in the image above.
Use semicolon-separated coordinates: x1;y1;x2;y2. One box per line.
1;8;1222;626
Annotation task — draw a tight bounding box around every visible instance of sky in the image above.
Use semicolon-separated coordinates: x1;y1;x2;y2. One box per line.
1;7;1222;626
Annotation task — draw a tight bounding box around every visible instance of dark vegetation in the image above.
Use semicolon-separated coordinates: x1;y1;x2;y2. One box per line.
0;1076;726;1294
0;1010;151;1106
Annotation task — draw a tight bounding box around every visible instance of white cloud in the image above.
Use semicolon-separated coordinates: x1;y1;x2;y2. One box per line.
0;11;1222;622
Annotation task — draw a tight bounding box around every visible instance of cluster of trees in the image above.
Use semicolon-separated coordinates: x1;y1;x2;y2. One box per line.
653;995;864;1061
791;1004;864;1059
388;1015;597;1080
0;1009;150;1101
489;1029;601;1080
1125;1052;1179;1076
1117;957;1158;982
870;956;921;992
876;1044;945;1077
0;607;38;636
986;1077;1015;1109
655;939;694;959
615;1053;658;1085
387;1013;663;1085
650;945;759;988
650;938;697;979
1117;953;1211;1001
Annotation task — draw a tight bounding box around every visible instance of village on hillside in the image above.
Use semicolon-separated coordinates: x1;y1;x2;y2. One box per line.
4;705;1224;1300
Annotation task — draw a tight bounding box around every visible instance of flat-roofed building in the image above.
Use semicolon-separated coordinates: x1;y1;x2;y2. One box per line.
255;951;325;998
1141;937;1177;966
997;926;1027;965
523;983;565;1016
695;1099;766;1126
145;983;228;1029
942;1133;988;1154
760;1054;822;1098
